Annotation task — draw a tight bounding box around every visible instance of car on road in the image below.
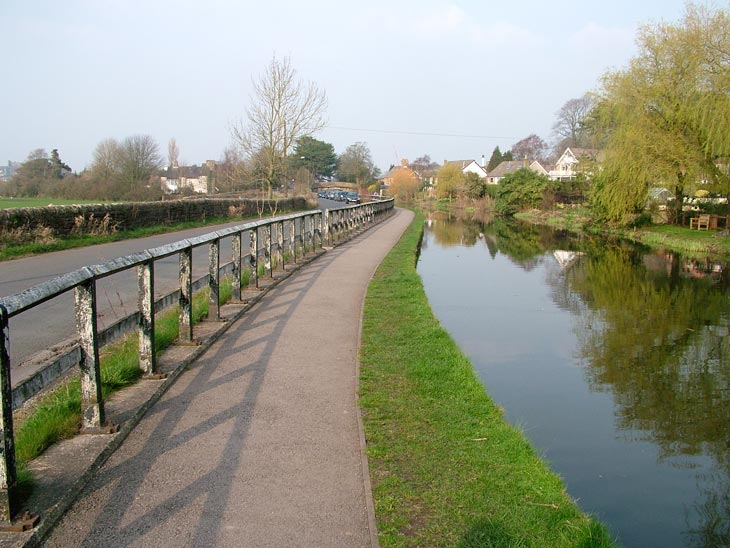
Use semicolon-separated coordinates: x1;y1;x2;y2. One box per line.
345;192;361;204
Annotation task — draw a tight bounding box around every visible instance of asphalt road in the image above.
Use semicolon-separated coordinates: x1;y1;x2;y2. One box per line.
0;198;346;383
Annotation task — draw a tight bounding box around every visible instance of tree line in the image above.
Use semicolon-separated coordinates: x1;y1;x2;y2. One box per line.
5;3;727;226
0;55;381;202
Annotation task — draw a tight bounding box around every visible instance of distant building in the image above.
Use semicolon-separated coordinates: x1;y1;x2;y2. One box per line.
442;159;488;180
160;164;209;194
0;161;21;182
486;159;547;184
548;147;601;181
380;159;420;189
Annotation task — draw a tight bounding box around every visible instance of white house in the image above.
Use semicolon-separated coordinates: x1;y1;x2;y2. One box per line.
160;165;209;194
443;159;489;179
549;148;600;181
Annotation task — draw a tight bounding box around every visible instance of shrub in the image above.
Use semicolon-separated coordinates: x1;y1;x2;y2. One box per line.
495;168;552;215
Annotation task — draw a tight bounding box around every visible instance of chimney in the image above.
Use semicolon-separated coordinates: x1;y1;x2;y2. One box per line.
481;154;486;168
523;155;528;169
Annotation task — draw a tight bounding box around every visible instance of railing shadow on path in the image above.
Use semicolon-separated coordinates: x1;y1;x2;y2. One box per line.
44;250;338;548
28;208;407;548
0;198;395;545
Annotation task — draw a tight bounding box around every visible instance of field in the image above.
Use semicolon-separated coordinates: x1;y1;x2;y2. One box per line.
0;197;106;210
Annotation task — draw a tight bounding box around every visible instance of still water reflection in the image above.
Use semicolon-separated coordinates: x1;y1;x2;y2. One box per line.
417;214;730;548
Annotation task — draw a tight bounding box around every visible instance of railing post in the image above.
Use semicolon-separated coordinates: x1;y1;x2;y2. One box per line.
312;213;322;249
232;232;242;301
306;215;313;253
277;221;284;269
0;305;17;524
137;260;157;376
249;228;259;289
264;224;272;276
324;210;331;247
0;306;36;531
208;238;221;321
75;279;107;432
297;217;304;254
179;246;193;342
289;219;296;263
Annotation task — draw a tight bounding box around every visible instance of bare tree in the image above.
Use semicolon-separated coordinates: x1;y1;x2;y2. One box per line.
552;94;594;149
117;134;162;189
168;138;179;169
91;138;121;182
232;55;327;198
510;134;548;163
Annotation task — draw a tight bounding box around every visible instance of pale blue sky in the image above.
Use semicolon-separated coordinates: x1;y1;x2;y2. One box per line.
2;0;694;173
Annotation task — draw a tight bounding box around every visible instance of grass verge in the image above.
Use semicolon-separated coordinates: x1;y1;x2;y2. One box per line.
13;275;238;496
0;216;255;262
516;209;730;259
617;224;730;258
360;210;616;547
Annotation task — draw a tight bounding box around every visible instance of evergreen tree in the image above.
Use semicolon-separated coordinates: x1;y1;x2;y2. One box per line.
487;146;503;171
50;149;71;179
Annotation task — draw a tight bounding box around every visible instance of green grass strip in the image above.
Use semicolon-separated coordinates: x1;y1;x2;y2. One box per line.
0;216;248;261
0;204;313;262
515;210;730;259
360;210;616;548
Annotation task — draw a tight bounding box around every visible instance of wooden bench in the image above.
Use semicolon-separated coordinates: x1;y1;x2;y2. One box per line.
690;214;711;230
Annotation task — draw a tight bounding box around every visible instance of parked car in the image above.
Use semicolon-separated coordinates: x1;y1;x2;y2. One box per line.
336;191;349;201
345;192;361;204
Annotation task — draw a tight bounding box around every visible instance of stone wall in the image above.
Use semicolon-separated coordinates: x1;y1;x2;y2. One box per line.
0;197;312;237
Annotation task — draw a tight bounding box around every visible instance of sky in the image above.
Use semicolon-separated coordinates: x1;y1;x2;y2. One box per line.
1;0;694;174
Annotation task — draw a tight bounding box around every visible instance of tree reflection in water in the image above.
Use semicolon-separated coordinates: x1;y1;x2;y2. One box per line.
425;213;730;547
563;246;730;547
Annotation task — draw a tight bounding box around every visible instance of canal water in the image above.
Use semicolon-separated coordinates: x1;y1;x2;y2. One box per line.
416;214;730;548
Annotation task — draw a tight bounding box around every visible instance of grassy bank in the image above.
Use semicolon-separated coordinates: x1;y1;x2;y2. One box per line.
359;210;615;547
516;208;730;259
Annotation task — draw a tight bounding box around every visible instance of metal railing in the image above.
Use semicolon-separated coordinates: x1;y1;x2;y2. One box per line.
0;198;394;526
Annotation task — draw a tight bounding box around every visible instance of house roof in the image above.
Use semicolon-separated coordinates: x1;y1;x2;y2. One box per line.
557;148;602;165
161;165;205;178
487;160;528;178
443;159;488;178
570;147;600;159
443;159;475;169
380;165;418;180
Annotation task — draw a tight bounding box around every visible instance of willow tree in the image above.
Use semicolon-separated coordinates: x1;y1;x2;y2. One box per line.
591;4;730;223
233;55;327;198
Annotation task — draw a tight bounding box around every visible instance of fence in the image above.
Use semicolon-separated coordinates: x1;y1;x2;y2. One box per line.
0;198;394;527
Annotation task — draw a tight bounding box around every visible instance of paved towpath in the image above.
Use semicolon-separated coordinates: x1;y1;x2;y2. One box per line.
43;208;414;548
